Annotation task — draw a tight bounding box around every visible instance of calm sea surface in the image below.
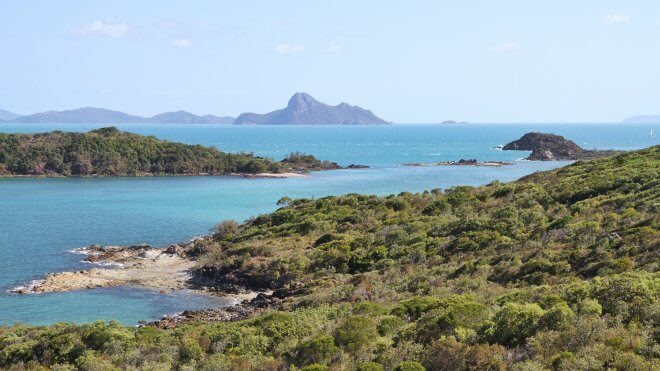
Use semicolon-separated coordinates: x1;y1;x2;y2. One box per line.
0;123;657;325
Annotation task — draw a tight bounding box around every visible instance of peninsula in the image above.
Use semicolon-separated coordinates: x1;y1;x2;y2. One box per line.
6;146;658;370
0;127;339;177
503;132;621;160
233;92;391;125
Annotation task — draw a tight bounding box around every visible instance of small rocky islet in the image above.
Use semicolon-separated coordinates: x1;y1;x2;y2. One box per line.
502;132;621;160
404;159;512;167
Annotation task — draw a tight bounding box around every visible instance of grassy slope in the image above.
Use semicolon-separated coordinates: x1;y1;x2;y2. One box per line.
1;146;658;370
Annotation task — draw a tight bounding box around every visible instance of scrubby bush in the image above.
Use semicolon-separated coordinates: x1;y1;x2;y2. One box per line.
1;147;659;370
334;316;378;352
491;303;545;346
395;361;426;371
292;336;337;366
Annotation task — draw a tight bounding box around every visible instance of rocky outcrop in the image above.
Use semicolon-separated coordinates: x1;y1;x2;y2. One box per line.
503;133;584;160
503;132;620;161
148;292;280;328
150;304;255;329
12;243;197;294
404;159;511;167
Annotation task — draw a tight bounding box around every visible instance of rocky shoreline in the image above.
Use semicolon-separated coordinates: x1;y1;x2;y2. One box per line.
148;292;278;329
11;244;196;294
404;159;512;167
10;241;282;326
235;172;307;178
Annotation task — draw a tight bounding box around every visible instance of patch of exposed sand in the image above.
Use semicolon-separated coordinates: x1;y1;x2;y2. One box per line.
240;172;307;178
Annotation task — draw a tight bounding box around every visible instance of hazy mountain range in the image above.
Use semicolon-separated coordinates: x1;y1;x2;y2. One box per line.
1;107;234;125
233;92;390;125
1;93;390;125
0;109;20;121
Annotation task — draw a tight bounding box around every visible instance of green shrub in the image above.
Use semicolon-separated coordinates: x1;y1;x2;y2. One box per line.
293;336;337;366
353;302;387;317
334;316;378;352
392;297;442;320
358;361;385;371
395;361;426;371
541;302;575;330
301;364;329;371
492;303;545;346
378;316;405;336
591;273;656;323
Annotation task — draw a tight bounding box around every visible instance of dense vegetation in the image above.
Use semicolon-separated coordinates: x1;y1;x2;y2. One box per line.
0;127;334;176
1;146;658;370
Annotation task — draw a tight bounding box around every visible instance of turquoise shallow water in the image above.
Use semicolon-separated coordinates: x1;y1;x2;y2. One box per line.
0;123;657;325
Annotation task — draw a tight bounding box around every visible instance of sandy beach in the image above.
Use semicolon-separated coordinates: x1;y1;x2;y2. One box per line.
239;172;307;178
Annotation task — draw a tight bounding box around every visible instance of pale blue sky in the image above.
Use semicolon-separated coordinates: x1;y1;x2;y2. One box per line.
1;1;659;123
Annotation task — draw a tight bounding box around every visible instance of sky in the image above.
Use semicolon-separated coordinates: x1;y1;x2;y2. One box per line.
1;1;659;123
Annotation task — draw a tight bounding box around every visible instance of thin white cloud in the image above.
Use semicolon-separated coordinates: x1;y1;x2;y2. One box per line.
324;45;343;54
71;18;131;38
171;38;192;47
603;14;630;24
275;44;305;55
490;42;520;52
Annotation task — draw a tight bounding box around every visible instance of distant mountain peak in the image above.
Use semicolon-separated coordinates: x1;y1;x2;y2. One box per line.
287;92;318;111
235;93;390;125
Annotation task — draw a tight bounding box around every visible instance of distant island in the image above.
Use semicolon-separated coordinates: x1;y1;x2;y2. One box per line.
0;127;340;177
503;132;620;160
0;109;20;121
440;120;469;124
0;93;390;125
623;115;660;124
2;107;234;124
233;92;391;125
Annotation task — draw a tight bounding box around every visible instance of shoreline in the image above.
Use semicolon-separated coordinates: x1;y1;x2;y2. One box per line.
9;243;275;327
403;160;513;167
11;245;195;294
0;171;309;179
10;244;265;302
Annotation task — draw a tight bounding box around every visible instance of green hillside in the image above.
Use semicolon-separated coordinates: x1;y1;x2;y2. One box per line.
0;127;335;177
1;146;658;370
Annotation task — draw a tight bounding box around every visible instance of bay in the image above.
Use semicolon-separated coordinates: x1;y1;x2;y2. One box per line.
0;123;656;325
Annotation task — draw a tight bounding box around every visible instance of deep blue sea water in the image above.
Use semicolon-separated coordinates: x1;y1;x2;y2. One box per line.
0;123;657;325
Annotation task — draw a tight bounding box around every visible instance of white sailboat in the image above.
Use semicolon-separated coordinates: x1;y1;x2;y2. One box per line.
650;129;655;138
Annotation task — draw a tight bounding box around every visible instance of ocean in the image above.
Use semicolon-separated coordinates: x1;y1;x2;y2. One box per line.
0;123;656;325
